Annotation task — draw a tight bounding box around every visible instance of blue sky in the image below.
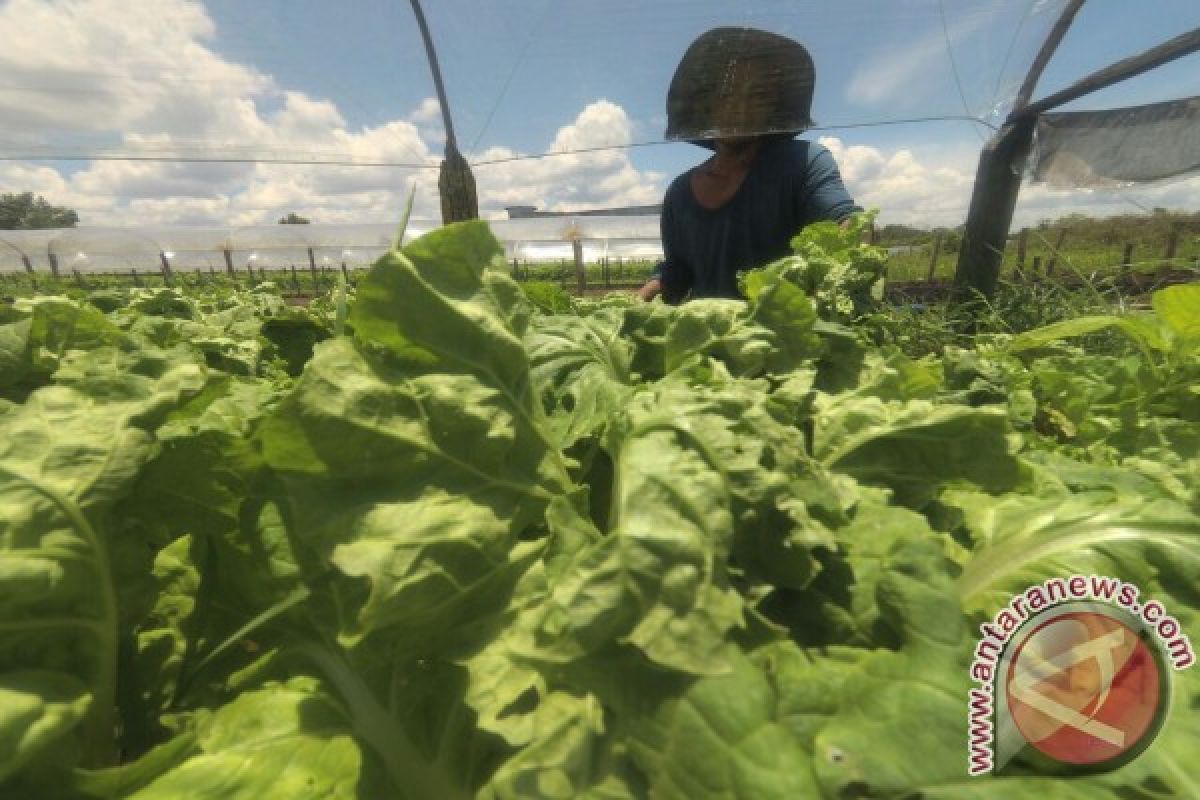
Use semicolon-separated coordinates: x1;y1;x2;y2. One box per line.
1;0;1197;229
201;0;1199;154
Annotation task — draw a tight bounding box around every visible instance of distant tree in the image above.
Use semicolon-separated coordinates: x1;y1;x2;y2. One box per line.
0;192;79;229
876;223;930;246
942;230;961;254
278;212;311;224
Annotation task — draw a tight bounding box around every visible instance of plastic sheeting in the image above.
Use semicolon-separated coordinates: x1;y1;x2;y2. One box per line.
1031;96;1200;188
0;0;1071;165
0;215;664;273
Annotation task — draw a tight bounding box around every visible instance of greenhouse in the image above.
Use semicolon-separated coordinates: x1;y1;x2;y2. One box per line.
1;1;1198;799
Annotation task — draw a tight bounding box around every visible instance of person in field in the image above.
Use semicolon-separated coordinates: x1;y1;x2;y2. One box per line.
639;27;861;303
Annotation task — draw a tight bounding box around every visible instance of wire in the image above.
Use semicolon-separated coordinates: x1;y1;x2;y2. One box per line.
989;0;1037;110
0;153;439;169
467;0;555;153
0;114;996;170
938;0;987;144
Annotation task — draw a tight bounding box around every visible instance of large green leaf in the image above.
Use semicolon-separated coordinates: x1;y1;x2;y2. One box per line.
1152;282;1200;341
125;681;363;799
628;647;819;799
0;350;205;772
812;395;1020;507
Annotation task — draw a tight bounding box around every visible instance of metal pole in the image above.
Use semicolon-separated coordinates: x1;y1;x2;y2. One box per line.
1012;0;1088;113
1017;27;1200;120
953;1;1087;299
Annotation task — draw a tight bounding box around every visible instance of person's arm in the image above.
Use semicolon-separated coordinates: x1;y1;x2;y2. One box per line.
640;190;693;303
803;144;862;225
638;262;664;301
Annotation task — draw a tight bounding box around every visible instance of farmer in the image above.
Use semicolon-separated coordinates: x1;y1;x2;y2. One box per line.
639;27;861;303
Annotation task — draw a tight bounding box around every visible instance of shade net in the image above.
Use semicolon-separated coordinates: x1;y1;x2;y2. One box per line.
1032;96;1200;188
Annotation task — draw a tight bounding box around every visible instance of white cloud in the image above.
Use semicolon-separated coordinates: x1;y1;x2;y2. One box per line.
3;1;1193;241
820;135;1200;229
0;2;664;228
0;0;270;139
409;97;442;126
473;101;664;213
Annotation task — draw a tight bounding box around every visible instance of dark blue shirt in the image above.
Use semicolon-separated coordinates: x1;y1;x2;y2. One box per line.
657;138;860;302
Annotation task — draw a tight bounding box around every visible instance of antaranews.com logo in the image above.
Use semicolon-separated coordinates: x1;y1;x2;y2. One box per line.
967;574;1195;776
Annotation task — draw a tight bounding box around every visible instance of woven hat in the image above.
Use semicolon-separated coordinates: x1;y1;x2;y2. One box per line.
666;27;816;149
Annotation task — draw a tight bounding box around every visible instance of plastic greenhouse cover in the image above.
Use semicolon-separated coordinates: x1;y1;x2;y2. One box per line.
1;0;1070;164
0;216;665;272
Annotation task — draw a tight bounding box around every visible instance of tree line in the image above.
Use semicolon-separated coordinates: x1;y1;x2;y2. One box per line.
0;193;311;229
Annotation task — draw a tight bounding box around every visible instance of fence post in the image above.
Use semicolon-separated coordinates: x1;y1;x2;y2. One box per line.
72;268;85;288
290;264;300;290
131;268;142;287
48;253;61;279
1016;228;1028;274
308;247;320;287
21;255;33;274
1045;228;1068;276
571;239;586;295
926;233;944;281
1121;242;1135;271
1164;231;1178;265
159;251;174;287
222;247;235;275
1031;255;1042;276
341;262;350;282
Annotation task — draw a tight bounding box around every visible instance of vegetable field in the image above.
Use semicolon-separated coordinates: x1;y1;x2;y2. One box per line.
1;218;1198;798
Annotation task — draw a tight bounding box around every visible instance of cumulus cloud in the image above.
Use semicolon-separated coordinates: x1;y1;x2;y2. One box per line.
0;0;270;139
2;0;1194;237
474;100;664;214
820;136;1200;229
0;1;663;227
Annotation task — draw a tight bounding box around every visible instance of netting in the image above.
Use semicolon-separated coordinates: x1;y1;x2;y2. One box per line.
0;0;1197;266
1032;96;1200;189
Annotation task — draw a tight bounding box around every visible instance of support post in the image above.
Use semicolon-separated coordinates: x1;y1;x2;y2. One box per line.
953;117;1037;298
1164;231;1178;265
222;247;235;275
926;233;944;281
1045;228;1068;276
308;247;320;287
572;239;586;295
159;251;174;287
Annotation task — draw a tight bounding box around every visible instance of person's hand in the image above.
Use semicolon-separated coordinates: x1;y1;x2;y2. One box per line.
638;278;663;302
